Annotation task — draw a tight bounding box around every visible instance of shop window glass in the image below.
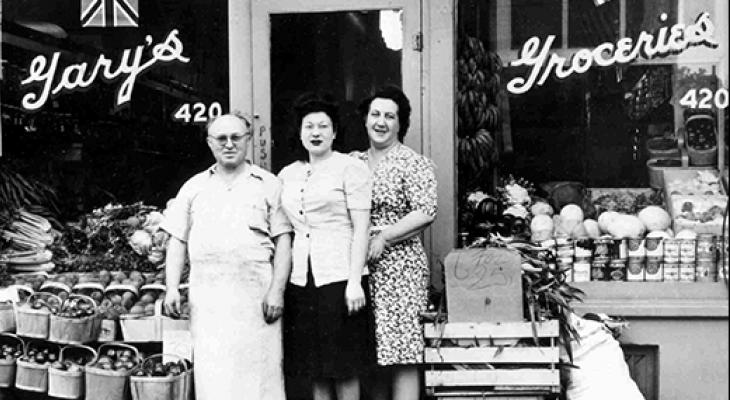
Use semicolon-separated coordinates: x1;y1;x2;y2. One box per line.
626;0;677;41
1;0;229;215
503;64;675;188
568;0;620;48
511;0;562;50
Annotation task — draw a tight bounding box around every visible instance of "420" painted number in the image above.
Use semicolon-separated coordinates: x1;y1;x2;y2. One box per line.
172;102;223;124
679;88;729;109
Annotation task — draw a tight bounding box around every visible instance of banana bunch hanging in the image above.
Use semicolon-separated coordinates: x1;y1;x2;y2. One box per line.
457;35;503;173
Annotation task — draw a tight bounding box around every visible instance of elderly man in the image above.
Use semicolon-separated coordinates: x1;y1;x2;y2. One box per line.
162;114;291;399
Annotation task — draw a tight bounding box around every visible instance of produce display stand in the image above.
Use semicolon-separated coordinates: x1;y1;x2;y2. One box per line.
423;319;560;399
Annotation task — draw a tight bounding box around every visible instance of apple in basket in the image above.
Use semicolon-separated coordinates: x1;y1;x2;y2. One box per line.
56;298;95;318
50;359;84;373
132;359;187;377
89;349;137;371
20;347;57;365
29;299;58;314
1;344;23;361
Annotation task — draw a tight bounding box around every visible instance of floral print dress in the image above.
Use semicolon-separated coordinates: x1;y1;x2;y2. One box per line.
354;144;438;366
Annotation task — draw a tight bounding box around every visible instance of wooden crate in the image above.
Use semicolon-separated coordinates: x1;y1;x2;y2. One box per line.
424;320;560;399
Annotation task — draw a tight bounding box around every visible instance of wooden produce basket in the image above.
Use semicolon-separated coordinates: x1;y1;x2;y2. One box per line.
98;319;119;342
120;300;165;342
16;292;61;339
49;294;102;344
48;344;97;399
85;342;140;400
15;340;60;393
682;115;718;166
667;194;727;235
0;333;24;388
130;353;191;400
0;301;16;333
424;320;560;399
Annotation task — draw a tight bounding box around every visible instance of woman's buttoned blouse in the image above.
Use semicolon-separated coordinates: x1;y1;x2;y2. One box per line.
278;152;372;287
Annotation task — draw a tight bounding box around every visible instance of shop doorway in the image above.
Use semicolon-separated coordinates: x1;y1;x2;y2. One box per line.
251;0;422;173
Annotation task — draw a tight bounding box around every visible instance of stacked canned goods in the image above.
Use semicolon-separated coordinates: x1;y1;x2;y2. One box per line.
590;238;611;281
626;237;646;281
679;238;696;282
534;233;727;284
573;239;592;282
607;239;627;281
644;236;664;281
662;238;681;282
696;234;717;282
716;236;729;281
586;238;628;281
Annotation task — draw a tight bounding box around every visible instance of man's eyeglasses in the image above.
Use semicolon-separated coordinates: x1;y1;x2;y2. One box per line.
208;134;249;146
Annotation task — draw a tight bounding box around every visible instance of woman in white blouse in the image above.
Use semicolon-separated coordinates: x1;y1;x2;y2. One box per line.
278;93;374;400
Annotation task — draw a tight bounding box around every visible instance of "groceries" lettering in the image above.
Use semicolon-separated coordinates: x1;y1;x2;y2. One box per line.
507;12;718;95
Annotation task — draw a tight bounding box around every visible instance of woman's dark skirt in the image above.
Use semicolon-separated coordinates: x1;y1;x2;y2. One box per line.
283;267;375;380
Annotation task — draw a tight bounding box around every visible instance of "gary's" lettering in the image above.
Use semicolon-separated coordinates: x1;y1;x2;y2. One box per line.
20;29;190;111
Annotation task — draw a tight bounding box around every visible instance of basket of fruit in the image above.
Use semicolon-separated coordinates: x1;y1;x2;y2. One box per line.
72;281;105;305
130;353;191;400
683;114;718;166
48;344;97;399
15;339;60;392
0;301;16;333
41;278;74;301
49;294;102;344
16;292;62;339
0;333;24;387
84;342;140;400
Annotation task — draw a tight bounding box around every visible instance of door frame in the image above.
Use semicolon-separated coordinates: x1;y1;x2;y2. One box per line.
248;0;422;171
229;0;455;291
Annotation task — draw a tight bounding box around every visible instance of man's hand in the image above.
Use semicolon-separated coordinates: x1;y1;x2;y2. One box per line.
164;288;181;318
262;288;284;324
345;280;366;315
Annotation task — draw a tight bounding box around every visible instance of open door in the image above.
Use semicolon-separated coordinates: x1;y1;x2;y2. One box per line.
251;0;422;172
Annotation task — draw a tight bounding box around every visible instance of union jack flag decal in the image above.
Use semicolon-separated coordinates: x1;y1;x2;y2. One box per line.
81;0;139;28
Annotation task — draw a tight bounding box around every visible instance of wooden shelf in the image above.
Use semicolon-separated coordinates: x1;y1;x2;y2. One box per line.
572;282;729;318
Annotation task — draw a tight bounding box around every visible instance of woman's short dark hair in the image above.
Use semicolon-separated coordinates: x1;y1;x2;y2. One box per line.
358;85;411;142
291;92;340;162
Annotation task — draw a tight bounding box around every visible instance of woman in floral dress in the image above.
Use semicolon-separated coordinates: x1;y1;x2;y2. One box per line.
353;86;438;400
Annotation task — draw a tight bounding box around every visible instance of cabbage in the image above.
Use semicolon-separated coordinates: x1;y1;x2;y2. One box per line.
129;230;152;255
530;201;554;217
637;206;672;231
530;214;554;242
583;219;601;239
560;204;584;222
504;204;529;219
598;211;620;233
606;214;646;239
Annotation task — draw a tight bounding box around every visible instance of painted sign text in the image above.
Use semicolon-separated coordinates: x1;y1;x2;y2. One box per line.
20;29;189;111
507;13;718;94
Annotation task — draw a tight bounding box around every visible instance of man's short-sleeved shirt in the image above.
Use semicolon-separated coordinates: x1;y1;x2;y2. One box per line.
161;163;292;264
278;152;371;287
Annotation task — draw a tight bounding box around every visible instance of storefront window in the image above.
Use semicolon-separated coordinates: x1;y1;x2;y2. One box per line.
459;0;727;191
1;0;229;216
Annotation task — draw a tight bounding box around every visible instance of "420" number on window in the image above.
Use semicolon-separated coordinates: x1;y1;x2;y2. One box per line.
172;102;223;123
679;88;729;109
